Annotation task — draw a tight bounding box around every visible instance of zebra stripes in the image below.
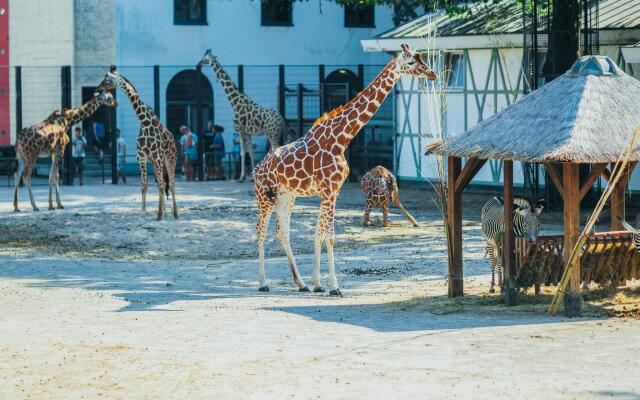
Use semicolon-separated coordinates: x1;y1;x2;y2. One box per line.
481;195;545;293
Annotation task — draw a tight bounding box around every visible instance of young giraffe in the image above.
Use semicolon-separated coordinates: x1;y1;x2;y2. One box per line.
253;44;436;295
199;50;285;182
360;165;418;228
13;92;117;212
97;67;179;221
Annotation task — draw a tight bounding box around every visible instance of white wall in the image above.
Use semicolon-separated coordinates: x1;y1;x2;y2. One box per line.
115;0;394;66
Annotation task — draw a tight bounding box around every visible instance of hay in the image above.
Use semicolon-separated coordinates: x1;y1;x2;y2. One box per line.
428;56;640;163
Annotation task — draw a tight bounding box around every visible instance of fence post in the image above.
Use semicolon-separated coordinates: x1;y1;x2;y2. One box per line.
319;64;325;115
238;64;244;92
196;64;204;181
278;64;285;145
296;83;303;139
110;90;117;184
15;66;22;133
61;66;72;186
357;64;365;91
153;65;160;117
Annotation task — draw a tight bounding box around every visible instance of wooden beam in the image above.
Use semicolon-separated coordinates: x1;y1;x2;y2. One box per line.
447;157;464;297
545;163;565;200
579;163;607;200
503;160;516;306
563;163;581;316
601;167;611;184
609;162;636;287
455;158;486;193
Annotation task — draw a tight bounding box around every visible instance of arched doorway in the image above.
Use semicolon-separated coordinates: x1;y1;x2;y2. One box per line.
166;69;213;137
323;69;360;112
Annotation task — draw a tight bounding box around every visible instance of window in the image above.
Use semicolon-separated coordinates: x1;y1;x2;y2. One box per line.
344;4;375;28
174;0;207;25
445;53;465;89
261;0;293;26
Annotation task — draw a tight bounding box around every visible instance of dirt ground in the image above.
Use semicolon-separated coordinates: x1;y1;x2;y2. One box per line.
1;180;639;399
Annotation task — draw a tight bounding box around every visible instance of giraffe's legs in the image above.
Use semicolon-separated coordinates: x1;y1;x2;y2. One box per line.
13;153;26;212
138;154;148;212
362;199;373;226
312;194;341;295
257;205;274;291
322;195;340;295
165;157;178;219
237;131;249;182
48;154;63;210
274;192;307;291
151;157;166;221
381;200;390;227
22;162;38;212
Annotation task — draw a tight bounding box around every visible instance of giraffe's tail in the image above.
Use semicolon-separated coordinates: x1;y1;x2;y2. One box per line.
391;189;418;227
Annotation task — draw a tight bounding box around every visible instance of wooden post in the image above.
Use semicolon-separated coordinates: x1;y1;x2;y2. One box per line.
610;162;625;231
563;163;581;316
503;160;517;305
447;157;463;297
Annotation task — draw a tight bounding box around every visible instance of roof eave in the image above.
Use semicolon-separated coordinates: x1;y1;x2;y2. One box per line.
361;34;525;52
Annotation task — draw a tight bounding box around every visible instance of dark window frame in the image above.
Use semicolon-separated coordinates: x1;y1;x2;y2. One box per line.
261;0;293;27
174;0;207;26
344;4;375;28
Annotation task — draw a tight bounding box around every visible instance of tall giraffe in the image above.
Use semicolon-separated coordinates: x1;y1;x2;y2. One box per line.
199;50;285;182
13;91;117;212
97;67;179;221
253;44;436;295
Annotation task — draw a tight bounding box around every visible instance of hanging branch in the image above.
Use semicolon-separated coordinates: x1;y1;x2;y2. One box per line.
548;125;640;316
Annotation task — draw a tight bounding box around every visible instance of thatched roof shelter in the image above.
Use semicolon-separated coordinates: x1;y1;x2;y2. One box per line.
428;56;640;163
430;55;640;316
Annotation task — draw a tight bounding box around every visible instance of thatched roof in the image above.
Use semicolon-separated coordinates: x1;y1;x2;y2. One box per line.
428;55;640;163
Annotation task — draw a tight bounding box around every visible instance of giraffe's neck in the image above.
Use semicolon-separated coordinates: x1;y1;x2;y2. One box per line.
318;58;399;152
65;97;103;127
208;59;245;109
117;77;156;123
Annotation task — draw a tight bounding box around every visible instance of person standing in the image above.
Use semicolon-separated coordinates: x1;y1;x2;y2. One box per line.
231;132;241;180
116;129;127;184
180;125;198;182
71;127;87;186
203;121;215;180
211;125;226;180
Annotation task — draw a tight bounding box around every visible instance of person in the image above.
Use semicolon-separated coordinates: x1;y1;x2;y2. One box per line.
211;124;226;180
93;121;106;161
203;121;215;180
116;129;127;184
179;125;198;182
71;127;87;186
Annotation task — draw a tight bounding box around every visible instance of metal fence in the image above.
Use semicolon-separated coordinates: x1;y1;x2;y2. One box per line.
1;63;393;185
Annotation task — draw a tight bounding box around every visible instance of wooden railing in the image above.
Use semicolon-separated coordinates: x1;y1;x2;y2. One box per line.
514;231;640;293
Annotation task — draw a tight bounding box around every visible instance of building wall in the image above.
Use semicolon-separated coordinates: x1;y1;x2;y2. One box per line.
110;0;395;155
8;0;74;143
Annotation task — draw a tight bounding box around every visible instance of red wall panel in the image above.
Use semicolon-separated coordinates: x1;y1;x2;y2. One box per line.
0;0;9;145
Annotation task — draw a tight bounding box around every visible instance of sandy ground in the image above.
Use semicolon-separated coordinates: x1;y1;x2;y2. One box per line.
1;180;639;399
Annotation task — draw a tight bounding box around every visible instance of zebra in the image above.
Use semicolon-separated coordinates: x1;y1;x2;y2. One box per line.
481;195;546;293
619;215;640;249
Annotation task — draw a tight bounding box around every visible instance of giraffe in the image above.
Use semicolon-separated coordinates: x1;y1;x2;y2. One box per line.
13;91;117;212
253;44;436;295
199;50;285;182
96;67;179;221
360;165;418;228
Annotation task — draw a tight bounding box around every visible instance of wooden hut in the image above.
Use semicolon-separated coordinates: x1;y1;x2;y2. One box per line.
427;55;640;316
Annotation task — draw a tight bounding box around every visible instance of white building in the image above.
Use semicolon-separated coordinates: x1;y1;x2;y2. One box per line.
4;0;395;164
362;0;640;191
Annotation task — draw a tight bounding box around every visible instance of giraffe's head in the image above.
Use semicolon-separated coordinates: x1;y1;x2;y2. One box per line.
396;44;437;80
96;90;118;107
96;65;121;92
198;49;217;66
